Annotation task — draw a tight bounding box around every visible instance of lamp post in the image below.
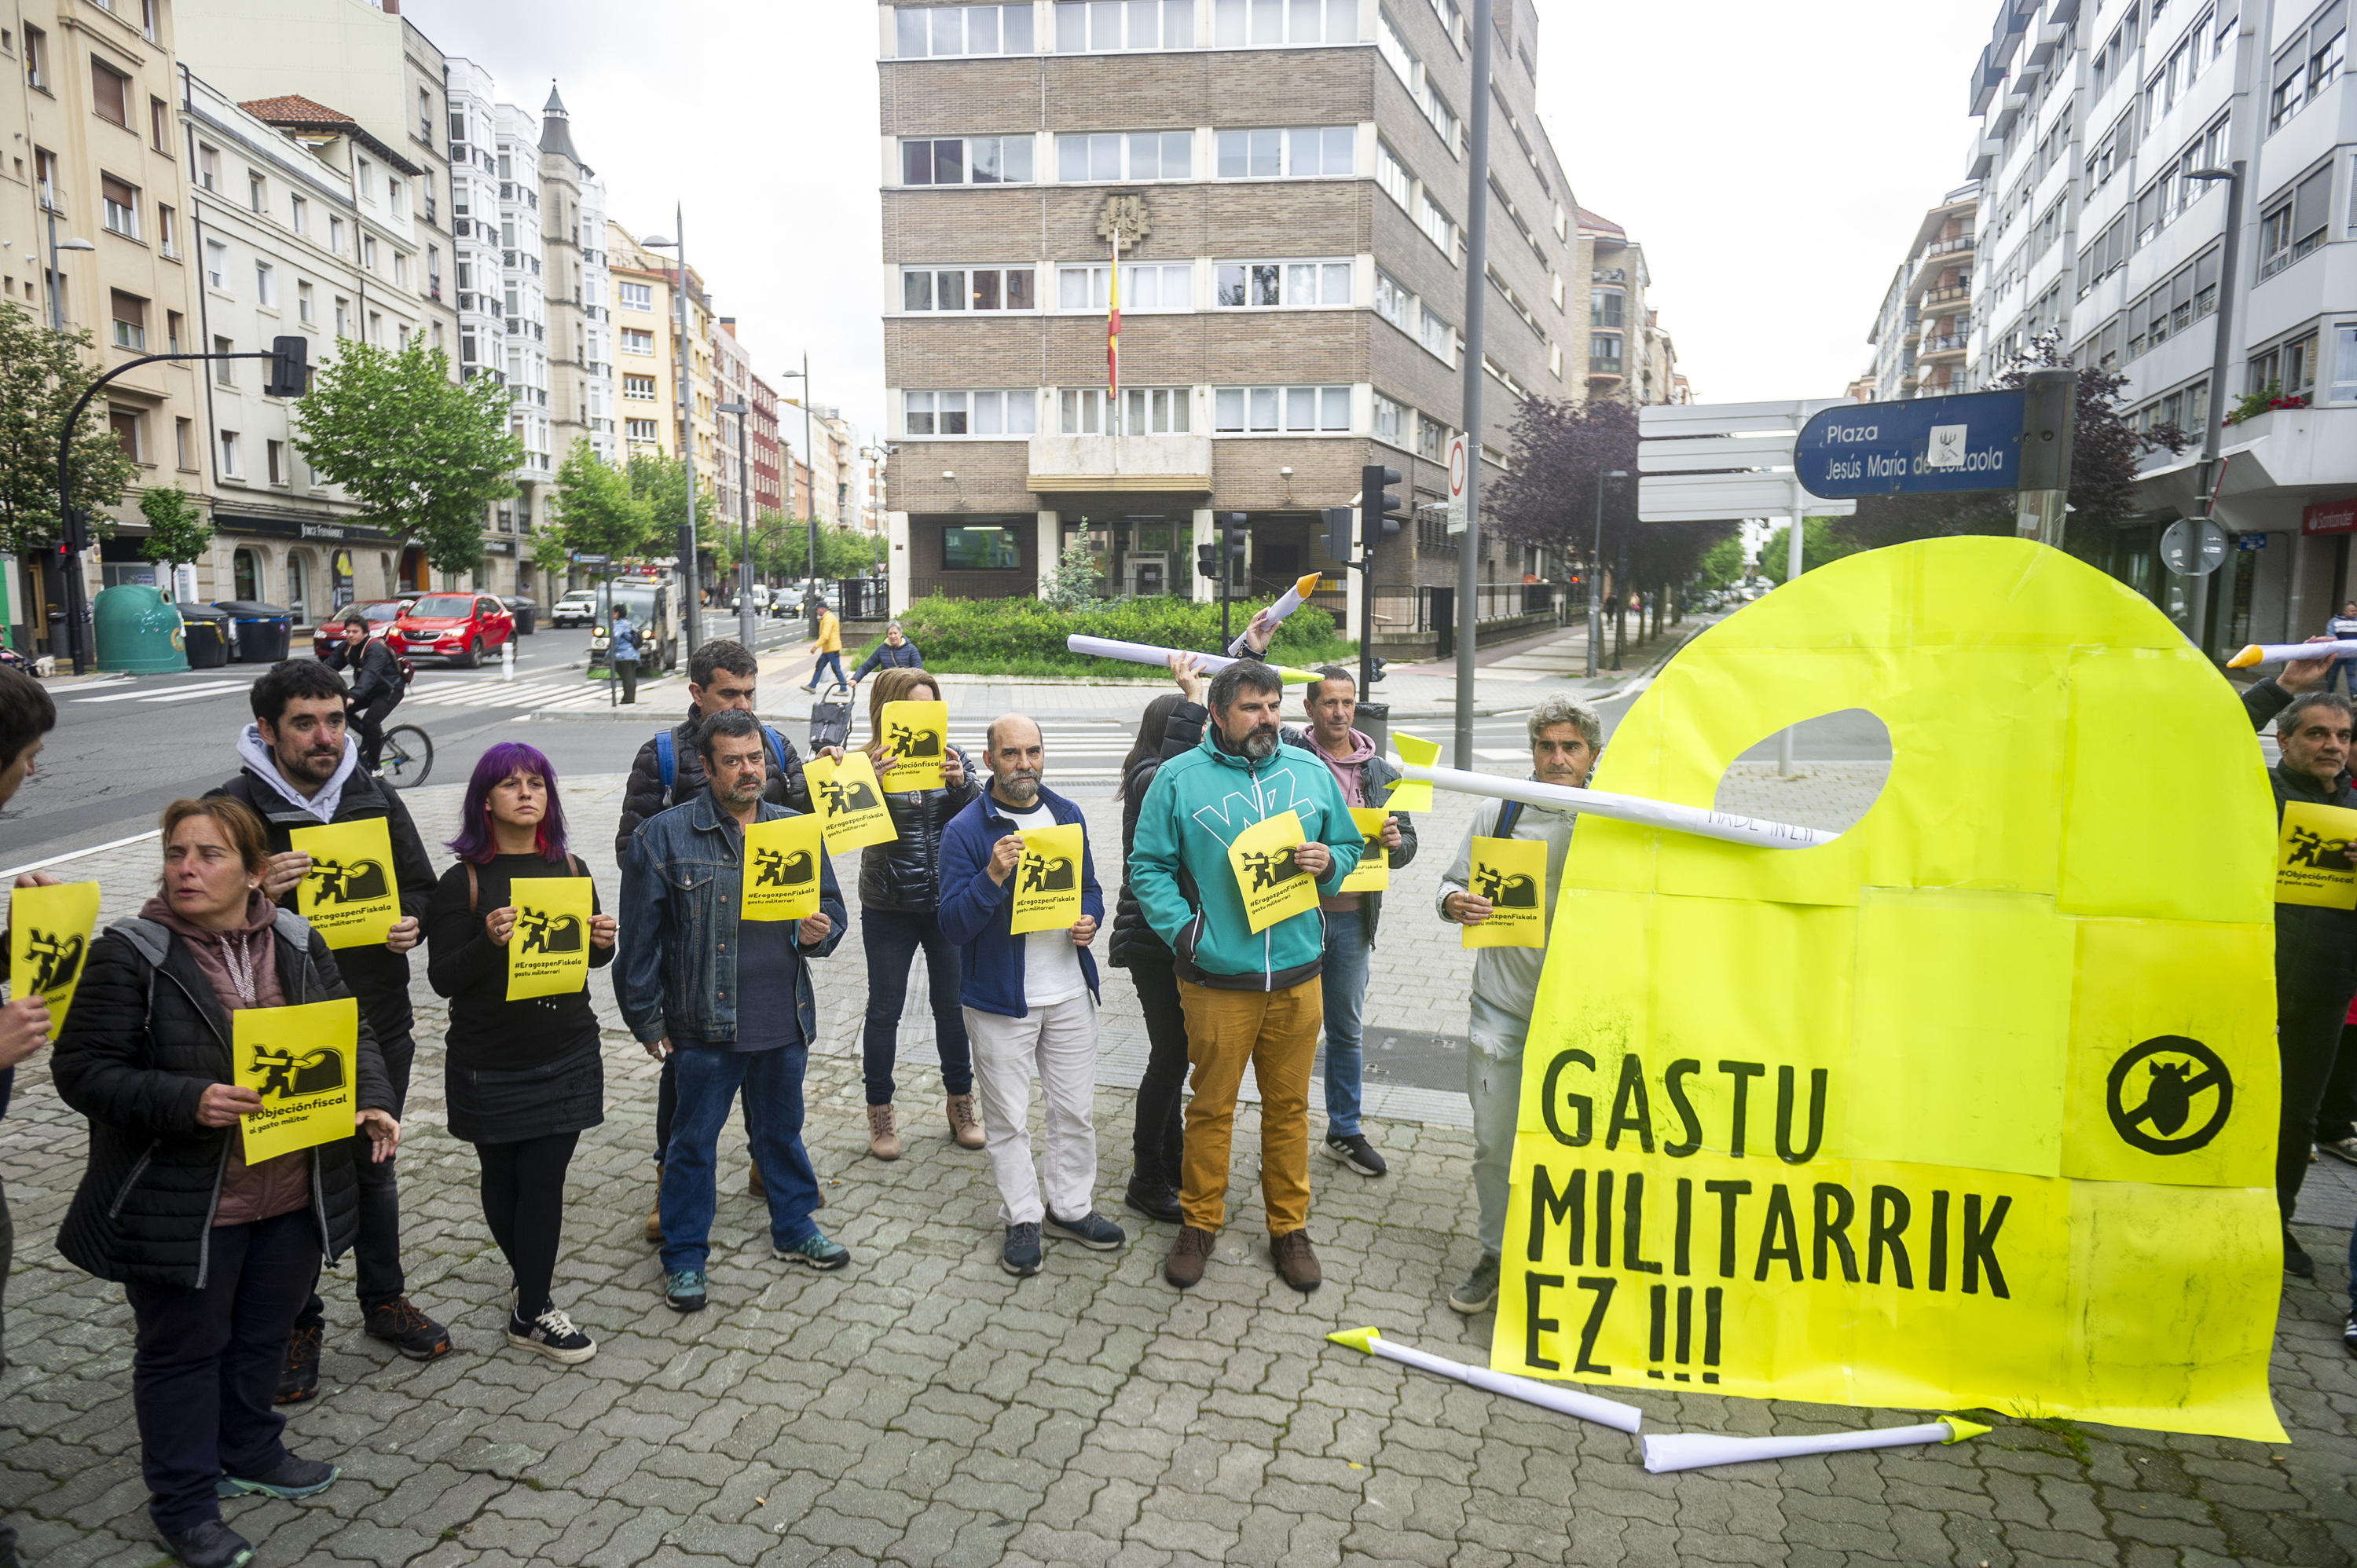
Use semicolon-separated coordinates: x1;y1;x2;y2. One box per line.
1587;468;1626;678
2181;162;2245;660
858;443;891;584
779;357;820;634
716;397;754;648
640;216;700;654
42;215;97;670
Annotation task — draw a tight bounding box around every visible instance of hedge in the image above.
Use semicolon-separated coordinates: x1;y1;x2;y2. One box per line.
857;595;1356;679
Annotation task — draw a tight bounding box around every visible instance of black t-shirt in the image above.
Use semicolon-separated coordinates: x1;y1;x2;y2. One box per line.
424;853;611;1071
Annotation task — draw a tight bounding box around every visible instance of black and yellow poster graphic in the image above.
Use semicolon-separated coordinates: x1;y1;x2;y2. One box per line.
1339;808;1389;894
806;752;897;855
507;876;594;1001
289;819;399;949
9;880;100;1039
878;700;948;793
1010;822;1085;935
233;997;358;1162
2274;800;2357;908
742;815;823;922
1464;835;1547;949
1227;811;1320;933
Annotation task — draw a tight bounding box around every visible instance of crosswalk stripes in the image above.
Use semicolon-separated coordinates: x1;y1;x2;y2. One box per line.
72;677;255;705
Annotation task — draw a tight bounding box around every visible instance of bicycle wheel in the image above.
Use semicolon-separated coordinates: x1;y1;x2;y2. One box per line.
379;724;434;789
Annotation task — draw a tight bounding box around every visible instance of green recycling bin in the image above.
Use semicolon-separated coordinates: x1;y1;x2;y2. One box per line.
94;584;189;674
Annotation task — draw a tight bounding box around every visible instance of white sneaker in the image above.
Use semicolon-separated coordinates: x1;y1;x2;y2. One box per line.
506;1305;597;1365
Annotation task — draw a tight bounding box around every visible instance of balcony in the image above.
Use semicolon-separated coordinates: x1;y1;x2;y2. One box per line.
1025;433;1211;493
1922;282;1973;309
1919;334;1969;357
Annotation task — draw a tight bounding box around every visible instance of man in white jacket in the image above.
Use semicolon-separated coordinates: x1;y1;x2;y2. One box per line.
1435;691;1601;1315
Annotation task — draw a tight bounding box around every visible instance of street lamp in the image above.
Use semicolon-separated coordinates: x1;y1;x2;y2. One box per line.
42;227;94;335
2180;162;2245;660
1587;470;1628;678
857;443;891;579
640;218;701;653
715;398;755;649
42;224;97;672
777;357;821;634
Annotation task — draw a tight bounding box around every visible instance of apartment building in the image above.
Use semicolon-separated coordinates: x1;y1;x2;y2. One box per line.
1577;209;1684;404
713;312;753;527
875;0;1593;629
1862;184;1981;401
1963;0;2355;655
793;401;856;526
749;368;784;521
608;222;717;502
2;0;211;652
540;85;614;483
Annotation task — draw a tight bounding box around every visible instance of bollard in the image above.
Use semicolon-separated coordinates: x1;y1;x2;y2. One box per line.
502;637;515;681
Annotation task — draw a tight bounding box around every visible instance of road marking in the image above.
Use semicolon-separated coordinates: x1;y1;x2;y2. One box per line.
74;679;251;705
1472;748;1530;761
1;826;162;878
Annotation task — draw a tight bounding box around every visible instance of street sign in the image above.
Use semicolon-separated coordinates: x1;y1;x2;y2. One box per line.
573;552;610;565
1637;473;1856;523
1639;398;1848;438
1637;434;1801;473
2236;533;2267;551
2160;515;2229;577
1793;389;2026;498
1446;434;1469;534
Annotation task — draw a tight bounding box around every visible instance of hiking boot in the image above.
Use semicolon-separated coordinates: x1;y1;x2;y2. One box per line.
946;1093;985;1149
1045;1209;1126;1251
1123;1178;1182;1224
1164;1225;1215;1289
274;1321;321;1405
867;1103;901;1160
161;1519;255;1568
663;1269;708;1312
748;1161;767;1197
217;1455;339;1500
1325;1133;1388;1178
2319;1135;2357;1166
1002;1222;1043;1277
2286;1229;2315;1278
777;1232;852;1271
644;1166;663;1244
1270;1230;1323;1293
1448;1254;1501;1315
361;1297;450;1361
506;1305;597;1365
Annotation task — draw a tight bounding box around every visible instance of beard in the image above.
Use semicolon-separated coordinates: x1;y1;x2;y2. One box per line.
998;769;1041;804
1238;727;1278;761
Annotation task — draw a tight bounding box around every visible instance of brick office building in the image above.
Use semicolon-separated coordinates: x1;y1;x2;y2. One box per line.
875;0;1595;642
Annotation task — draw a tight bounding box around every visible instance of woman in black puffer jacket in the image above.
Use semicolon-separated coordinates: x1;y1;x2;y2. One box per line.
52;797;396;1568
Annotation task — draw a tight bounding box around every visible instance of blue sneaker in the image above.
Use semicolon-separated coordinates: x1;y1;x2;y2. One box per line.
217;1455;338;1500
1002;1222;1043;1277
1044;1209;1126;1251
663;1269;707;1312
776;1233;851;1271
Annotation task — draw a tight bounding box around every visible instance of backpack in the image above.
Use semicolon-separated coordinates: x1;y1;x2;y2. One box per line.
654;724;790;806
1494;800;1523;840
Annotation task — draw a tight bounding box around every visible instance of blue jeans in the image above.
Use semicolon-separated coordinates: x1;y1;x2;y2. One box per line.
812;651;847;687
1318;909;1370;1138
861;906;973;1106
2331;659;2357;694
659;1043;821;1272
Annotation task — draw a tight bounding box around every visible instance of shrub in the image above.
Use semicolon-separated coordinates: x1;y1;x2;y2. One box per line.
866;594;1354;678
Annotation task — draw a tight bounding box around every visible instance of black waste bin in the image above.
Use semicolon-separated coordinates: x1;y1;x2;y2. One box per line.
178;604;230;669
212;599;292;663
502;595;538;636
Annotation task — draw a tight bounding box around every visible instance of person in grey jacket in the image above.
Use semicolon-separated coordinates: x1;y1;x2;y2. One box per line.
1435;691;1600;1317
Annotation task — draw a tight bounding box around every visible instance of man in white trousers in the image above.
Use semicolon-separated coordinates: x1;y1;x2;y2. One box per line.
937;714;1127;1275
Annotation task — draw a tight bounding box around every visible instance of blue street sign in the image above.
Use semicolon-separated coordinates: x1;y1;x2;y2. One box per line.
2237;533;2267;551
1794;389;2026;498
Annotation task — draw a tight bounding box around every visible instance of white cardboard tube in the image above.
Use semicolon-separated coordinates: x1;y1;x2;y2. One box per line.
1226;572;1325;658
1396;763;1838;850
1641;1420;1978;1474
1065;635;1318;683
2227;639;2357;668
1326;1328;1644;1434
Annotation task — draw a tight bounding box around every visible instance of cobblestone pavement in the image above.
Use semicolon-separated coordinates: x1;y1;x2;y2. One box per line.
3;760;2354;1568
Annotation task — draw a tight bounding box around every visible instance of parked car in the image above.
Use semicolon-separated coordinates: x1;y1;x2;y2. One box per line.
395;592;516;668
310;599;412;661
550;589;599;628
500;595;540;636
729;584;772;615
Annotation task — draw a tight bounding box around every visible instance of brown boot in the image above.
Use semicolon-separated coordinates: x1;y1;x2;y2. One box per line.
945;1094;984;1149
1164;1225;1215;1289
643;1167;662;1244
867;1103;901;1160
747;1162;766;1197
1270;1230;1322;1294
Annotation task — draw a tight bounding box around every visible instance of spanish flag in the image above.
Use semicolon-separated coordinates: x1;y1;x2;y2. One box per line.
1105;253;1120;408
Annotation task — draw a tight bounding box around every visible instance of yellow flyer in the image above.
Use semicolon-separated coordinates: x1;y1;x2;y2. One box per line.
233;997;358;1163
1340;808;1389;893
878;700;948;792
1387;732;1438;812
1228;810;1320;933
506;876;594;1002
742;814;823;921
1010;822;1086;936
2274;800;2357;908
288;819;398;949
1462;834;1547;948
9;881;101;1039
806;751;898;855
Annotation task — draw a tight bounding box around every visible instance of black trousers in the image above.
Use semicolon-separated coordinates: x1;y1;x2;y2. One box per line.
2278;989;2354;1223
129;1209;317;1533
0;1175;13;1568
2318;1022;2357;1145
299;1028;411;1325
615;660;638;704
1127;946;1189;1191
350;695;398;773
477;1131;579;1321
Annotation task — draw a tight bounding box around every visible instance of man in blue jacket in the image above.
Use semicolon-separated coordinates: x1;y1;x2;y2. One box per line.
618;709;851;1313
939;713;1127;1277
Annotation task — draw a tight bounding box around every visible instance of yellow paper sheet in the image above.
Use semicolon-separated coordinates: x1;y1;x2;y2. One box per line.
1228;810;1319;933
878;700;948;792
1387;732;1438;813
2273;800;2357;908
506;876;594;1002
1463;835;1547;948
807;752;899;855
1340;808;1390;893
289;819;399;950
9;881;101;1039
742;814;824;921
233;997;358;1163
1010;822;1086;936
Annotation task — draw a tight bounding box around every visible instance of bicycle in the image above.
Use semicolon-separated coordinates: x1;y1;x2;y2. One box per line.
378;724;434;789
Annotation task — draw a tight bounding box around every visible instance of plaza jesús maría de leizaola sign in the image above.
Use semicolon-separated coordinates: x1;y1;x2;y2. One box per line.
1496;537;2286;1442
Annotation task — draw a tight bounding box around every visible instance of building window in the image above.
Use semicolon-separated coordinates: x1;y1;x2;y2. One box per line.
460;328;477;363
174;417;192;468
298;280;313;323
1052;0;1189;49
101;174;138;236
1373;269;1410;329
618;280;652;310
1376;141;1411;208
1417;414;1447;461
388;178;404;216
1054;130;1193;181
356;156;372;197
620;327;654;354
899;3;1038;55
267;440;287;485
1056;261;1192;310
1213;0;1355;45
1418;304;1457;363
165;310;182;352
289;195;306;235
22;26;44;91
1059;386;1189;434
1211;385;1351;433
218;430;241;476
420;86;434;142
204;240;227;291
941;526;1025;570
34;147;57;210
1590;334;1623;372
90;58;129;126
254;260;275;306
623;374;656;398
149;95;169;152
1591;288;1624;328
328;216;343;253
1418;190;1457;255
361;236;377;271
1215;258;1352;307
902;266;1038;311
900;135;1036;185
1373;391;1407;445
1215;126;1354;178
1376;10;1459;148
334;296;350;336
247;172;265;212
625;417;659;442
108;288;144;350
903;389;1038;437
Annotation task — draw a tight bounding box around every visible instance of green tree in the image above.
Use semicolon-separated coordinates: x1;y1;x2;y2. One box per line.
1755;517;1862;583
0;302;137;553
136;485;212;576
292;337;522;577
1041;540;1102;610
548;438;654;561
625;451;717;562
1697;533;1748;588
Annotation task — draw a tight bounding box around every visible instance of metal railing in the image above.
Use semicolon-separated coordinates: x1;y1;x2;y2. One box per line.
1369;582;1564;634
1919;333;1969;353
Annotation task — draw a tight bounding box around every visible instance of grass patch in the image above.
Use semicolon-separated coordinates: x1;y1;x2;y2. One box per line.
849;595;1357;680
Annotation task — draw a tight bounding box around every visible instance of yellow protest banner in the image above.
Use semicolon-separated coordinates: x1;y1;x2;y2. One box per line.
1010;822;1086;935
1463;835;1547;948
233;997;358;1163
2273;800;2357;908
1228;810;1320;934
1496;537;2286;1443
742;814;823;921
1387;733;1438;813
289;819;398;949
1339;808;1389;893
9;881;101;1039
806;751;898;855
878;700;948;792
506;876;594;1001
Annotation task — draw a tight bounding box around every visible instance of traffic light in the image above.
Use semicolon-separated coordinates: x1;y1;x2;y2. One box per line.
1360;464;1404;546
1196;541;1220;580
264;335;310;398
1224;513;1248;560
1365;654;1387;684
1319;507;1354;564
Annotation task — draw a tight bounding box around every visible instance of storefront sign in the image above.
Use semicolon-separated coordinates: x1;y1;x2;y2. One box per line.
212;511;393;544
2300;498;2357;537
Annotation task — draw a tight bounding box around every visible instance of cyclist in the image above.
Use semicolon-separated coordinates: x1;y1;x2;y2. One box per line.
327;606;405;775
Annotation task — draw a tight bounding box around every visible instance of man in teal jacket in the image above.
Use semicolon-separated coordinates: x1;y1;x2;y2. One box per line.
1128;660;1362;1294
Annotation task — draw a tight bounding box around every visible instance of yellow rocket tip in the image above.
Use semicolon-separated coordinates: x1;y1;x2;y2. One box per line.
2226;645;2263;669
1939;1416;1991;1444
1325;1327;1382;1353
1294;571;1325;599
1392;731;1442;768
1274;665;1321;684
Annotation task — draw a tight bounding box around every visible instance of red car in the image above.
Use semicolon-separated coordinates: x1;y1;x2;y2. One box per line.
394;592;516;668
310;599;412;661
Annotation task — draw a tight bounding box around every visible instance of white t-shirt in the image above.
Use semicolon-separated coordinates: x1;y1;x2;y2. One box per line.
1000;797;1087;1008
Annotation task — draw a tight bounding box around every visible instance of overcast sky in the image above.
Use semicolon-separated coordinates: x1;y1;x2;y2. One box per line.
397;0;1987;435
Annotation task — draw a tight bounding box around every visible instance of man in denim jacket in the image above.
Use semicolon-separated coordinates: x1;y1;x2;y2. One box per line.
618;709;850;1313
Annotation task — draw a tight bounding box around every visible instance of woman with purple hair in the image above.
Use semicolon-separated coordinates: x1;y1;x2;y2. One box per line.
424;742;615;1364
